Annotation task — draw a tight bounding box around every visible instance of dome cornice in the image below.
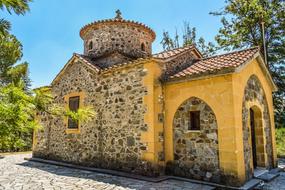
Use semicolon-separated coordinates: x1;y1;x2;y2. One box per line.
79;11;156;41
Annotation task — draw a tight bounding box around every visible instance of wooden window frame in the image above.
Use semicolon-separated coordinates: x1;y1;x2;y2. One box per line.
188;110;201;131
68;96;80;129
64;92;85;134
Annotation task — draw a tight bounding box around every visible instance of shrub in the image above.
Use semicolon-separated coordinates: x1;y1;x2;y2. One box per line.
276;128;285;157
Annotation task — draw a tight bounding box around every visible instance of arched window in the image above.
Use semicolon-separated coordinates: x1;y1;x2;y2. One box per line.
88;41;93;50
141;43;146;51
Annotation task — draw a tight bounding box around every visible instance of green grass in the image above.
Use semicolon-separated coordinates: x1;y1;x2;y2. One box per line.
276;127;285;157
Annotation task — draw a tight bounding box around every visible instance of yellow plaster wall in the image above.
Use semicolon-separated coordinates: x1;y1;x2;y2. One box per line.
163;74;246;180
141;61;164;165
163;57;276;184
232;59;277;167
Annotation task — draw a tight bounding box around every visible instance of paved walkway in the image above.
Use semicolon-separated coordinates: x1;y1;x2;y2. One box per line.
0;153;213;190
260;172;285;190
259;158;285;190
1;153;285;190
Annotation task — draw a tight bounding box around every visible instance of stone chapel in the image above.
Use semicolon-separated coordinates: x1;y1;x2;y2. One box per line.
33;11;278;187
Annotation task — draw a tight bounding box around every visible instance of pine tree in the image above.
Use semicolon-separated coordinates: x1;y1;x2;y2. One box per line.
160;22;216;56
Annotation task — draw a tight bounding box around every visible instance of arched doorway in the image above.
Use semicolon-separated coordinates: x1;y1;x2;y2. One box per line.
249;106;266;169
242;75;274;180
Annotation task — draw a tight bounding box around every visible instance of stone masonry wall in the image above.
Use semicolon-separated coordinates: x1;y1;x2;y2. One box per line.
83;23;153;59
242;75;274;181
167;97;220;183
33;59;159;175
161;52;198;80
93;53;133;68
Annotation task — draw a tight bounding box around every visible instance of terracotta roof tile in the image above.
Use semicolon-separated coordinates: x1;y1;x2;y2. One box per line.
152;45;195;60
169;47;259;79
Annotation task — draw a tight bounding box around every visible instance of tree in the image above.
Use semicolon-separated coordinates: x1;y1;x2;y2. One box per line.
0;0;96;152
0;0;29;80
161;31;175;51
211;0;285;128
0;0;30;14
0;0;31;35
160;22;216;56
0;34;22;75
0;0;32;151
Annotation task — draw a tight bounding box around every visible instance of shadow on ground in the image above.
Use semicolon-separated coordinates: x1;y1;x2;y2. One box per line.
18;160;149;189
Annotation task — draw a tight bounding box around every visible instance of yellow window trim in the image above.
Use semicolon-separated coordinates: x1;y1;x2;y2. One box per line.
64;91;85;134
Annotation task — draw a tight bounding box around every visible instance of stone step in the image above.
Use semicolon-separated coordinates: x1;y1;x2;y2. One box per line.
253;168;268;177
254;172;279;182
26;157;254;190
269;167;283;174
239;179;262;190
25;157;169;183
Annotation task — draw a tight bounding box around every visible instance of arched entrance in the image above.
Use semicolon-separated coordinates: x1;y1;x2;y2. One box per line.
242;75;274;180
249;106;266;169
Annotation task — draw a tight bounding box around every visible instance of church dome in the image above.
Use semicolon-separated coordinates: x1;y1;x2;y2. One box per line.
79;10;156;58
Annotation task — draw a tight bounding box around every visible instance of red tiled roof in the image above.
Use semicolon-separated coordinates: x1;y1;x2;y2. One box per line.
169;47;259;79
75;47;260;81
152;45;196;60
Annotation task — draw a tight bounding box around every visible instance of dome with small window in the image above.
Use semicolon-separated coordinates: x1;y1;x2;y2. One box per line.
79;10;156;59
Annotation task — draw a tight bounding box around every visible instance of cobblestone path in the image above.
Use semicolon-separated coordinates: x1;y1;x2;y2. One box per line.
259;159;285;190
0;153;213;190
1;153;285;190
260;172;285;190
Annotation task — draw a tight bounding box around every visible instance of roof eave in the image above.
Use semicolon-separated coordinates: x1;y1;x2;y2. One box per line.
256;55;278;92
152;46;200;62
164;67;235;84
51;54;100;86
165;51;278;92
234;52;278;92
191;45;203;58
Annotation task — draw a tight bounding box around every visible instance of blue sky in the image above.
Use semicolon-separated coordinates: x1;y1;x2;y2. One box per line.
3;0;225;88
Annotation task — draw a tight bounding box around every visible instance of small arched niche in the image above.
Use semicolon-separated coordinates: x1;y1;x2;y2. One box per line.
141;43;146;51
88;41;93;50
